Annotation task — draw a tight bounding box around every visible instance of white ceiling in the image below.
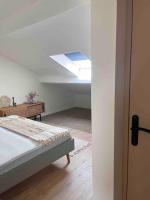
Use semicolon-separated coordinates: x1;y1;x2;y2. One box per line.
0;0;91;85
0;0;89;36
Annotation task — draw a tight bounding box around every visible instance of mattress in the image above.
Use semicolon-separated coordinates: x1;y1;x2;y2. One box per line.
0;125;71;175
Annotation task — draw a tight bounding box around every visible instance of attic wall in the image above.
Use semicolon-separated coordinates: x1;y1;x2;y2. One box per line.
0;56;74;115
73;93;91;109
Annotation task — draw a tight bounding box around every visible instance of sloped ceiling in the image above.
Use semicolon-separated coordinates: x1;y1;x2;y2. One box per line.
0;0;91;86
0;0;89;36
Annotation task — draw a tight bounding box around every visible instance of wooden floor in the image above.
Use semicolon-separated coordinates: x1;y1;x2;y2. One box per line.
1;108;93;200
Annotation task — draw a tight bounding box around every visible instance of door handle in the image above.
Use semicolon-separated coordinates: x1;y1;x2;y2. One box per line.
131;115;150;146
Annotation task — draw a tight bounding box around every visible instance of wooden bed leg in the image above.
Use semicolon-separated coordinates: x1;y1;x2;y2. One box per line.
66;154;70;163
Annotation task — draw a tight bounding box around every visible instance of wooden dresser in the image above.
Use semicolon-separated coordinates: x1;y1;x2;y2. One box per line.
0;102;45;121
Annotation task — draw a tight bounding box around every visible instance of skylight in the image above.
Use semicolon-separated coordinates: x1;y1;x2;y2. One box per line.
50;52;91;81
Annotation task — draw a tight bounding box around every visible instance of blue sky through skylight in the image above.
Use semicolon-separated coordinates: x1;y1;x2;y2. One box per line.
65;52;89;61
50;52;91;81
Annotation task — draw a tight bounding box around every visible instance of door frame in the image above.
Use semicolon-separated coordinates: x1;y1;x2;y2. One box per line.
115;0;133;199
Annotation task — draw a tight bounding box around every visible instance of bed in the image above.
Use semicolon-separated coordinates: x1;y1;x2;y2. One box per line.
0;116;74;193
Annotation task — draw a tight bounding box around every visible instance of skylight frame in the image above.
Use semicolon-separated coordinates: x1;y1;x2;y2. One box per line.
50;51;91;81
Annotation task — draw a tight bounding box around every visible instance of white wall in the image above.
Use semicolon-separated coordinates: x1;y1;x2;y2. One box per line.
0;56;74;115
73;93;91;109
92;0;117;200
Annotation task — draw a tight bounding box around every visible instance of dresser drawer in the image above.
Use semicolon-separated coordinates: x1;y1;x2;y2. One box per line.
28;104;43;116
4;108;28;117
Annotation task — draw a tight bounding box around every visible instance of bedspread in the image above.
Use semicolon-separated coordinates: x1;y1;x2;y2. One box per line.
0;116;71;145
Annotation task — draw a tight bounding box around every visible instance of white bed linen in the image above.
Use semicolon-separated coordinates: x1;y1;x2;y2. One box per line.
0;126;71;175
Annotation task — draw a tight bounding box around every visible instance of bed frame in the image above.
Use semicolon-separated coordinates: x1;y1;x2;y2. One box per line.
0;138;74;194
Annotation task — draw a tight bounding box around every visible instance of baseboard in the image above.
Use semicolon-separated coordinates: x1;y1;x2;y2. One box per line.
72;107;91;110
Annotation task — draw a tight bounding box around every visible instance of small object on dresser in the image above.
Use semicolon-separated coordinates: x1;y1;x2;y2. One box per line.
0;96;11;108
26;91;39;104
12;97;16;107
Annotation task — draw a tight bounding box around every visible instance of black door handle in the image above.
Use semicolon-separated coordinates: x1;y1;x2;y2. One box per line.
131;115;150;146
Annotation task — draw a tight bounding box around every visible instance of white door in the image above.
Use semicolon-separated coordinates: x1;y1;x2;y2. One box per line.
127;0;150;199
